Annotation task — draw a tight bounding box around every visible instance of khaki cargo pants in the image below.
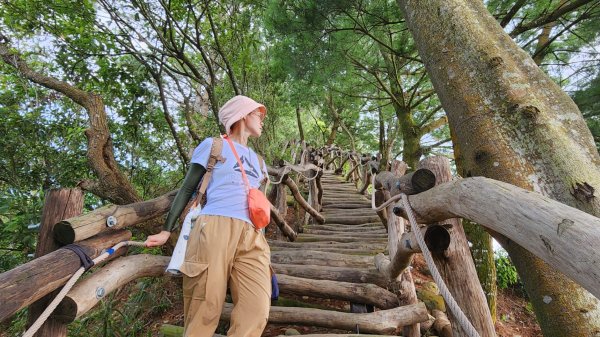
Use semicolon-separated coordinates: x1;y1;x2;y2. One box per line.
180;215;271;337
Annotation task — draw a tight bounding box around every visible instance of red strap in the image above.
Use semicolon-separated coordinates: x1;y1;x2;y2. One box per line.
222;134;251;193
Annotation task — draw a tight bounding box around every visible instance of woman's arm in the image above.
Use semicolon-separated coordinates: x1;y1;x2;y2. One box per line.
145;163;207;247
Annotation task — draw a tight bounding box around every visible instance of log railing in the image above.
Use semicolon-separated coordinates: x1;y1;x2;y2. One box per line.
392;175;600;301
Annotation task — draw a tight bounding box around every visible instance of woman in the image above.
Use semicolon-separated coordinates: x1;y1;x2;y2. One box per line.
145;95;270;337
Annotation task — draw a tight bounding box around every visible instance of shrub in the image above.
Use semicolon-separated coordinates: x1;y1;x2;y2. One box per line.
495;249;520;289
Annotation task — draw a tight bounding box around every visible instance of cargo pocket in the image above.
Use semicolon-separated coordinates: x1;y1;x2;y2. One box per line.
180;261;209;300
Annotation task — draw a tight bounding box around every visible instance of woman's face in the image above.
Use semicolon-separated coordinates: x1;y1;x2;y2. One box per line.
245;108;265;137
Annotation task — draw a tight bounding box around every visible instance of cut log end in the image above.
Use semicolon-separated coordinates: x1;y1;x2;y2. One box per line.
424;224;451;253
52;297;77;323
411;169;436;193
53;221;75;245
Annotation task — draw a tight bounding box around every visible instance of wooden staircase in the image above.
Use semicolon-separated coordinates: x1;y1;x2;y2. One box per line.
264;171;429;335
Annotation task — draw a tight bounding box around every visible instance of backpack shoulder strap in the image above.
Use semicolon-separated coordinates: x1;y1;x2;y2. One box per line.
198;137;225;197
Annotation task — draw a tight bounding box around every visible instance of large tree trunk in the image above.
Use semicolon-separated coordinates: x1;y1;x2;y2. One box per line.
379;47;422;170
397;0;600;335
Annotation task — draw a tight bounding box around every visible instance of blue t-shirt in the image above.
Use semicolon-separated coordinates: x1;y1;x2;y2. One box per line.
191;137;267;224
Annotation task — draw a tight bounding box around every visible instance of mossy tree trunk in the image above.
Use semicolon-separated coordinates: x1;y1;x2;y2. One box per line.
463;220;497;323
397;0;600;335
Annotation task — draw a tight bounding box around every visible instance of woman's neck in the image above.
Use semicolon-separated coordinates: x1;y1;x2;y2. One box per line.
227;129;250;147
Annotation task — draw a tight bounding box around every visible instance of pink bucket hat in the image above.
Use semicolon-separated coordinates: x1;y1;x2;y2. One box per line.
218;95;267;134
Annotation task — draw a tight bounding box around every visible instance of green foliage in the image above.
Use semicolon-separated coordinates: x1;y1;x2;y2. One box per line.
573;72;600;152
495;249;520;289
0;189;43;272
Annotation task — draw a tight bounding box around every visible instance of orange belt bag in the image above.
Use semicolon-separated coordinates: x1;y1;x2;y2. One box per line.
223;135;271;229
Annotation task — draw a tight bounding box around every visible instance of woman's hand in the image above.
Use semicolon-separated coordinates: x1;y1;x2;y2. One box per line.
145;230;171;247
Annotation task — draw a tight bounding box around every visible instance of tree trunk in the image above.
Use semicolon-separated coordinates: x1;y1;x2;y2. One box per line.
27;188;84;337
463;220;497;322
0;39;141;205
379;46;422;171
326;118;340;146
296;105;305;142
397;0;600;335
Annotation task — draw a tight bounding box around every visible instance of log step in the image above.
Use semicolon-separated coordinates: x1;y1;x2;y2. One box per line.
296;234;388;243
325;215;382;225
271;250;374;267
270;246;387;255
272;263;389;288
277;274;399;309
160;302;428;335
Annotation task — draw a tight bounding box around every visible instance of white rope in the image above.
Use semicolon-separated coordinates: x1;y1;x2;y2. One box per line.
370;173;404;212
400;194;481;337
267;166;292;185
268;165;322;184
22;241;146;337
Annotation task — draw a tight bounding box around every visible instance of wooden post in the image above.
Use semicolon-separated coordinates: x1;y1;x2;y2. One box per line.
27;188;83;337
384;187;420;337
417;156;495;337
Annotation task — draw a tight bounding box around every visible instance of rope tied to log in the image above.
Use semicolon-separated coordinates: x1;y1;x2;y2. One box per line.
371;173;404;212
22;240;146;337
400;193;481;337
268;164;321;185
62;244;95;271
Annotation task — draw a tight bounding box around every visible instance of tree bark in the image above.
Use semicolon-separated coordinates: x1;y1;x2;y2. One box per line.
296;105;305;141
27;188;83;337
463;220;497;322
397;0;600;335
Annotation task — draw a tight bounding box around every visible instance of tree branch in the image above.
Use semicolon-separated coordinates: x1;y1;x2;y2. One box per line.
509;0;596;37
